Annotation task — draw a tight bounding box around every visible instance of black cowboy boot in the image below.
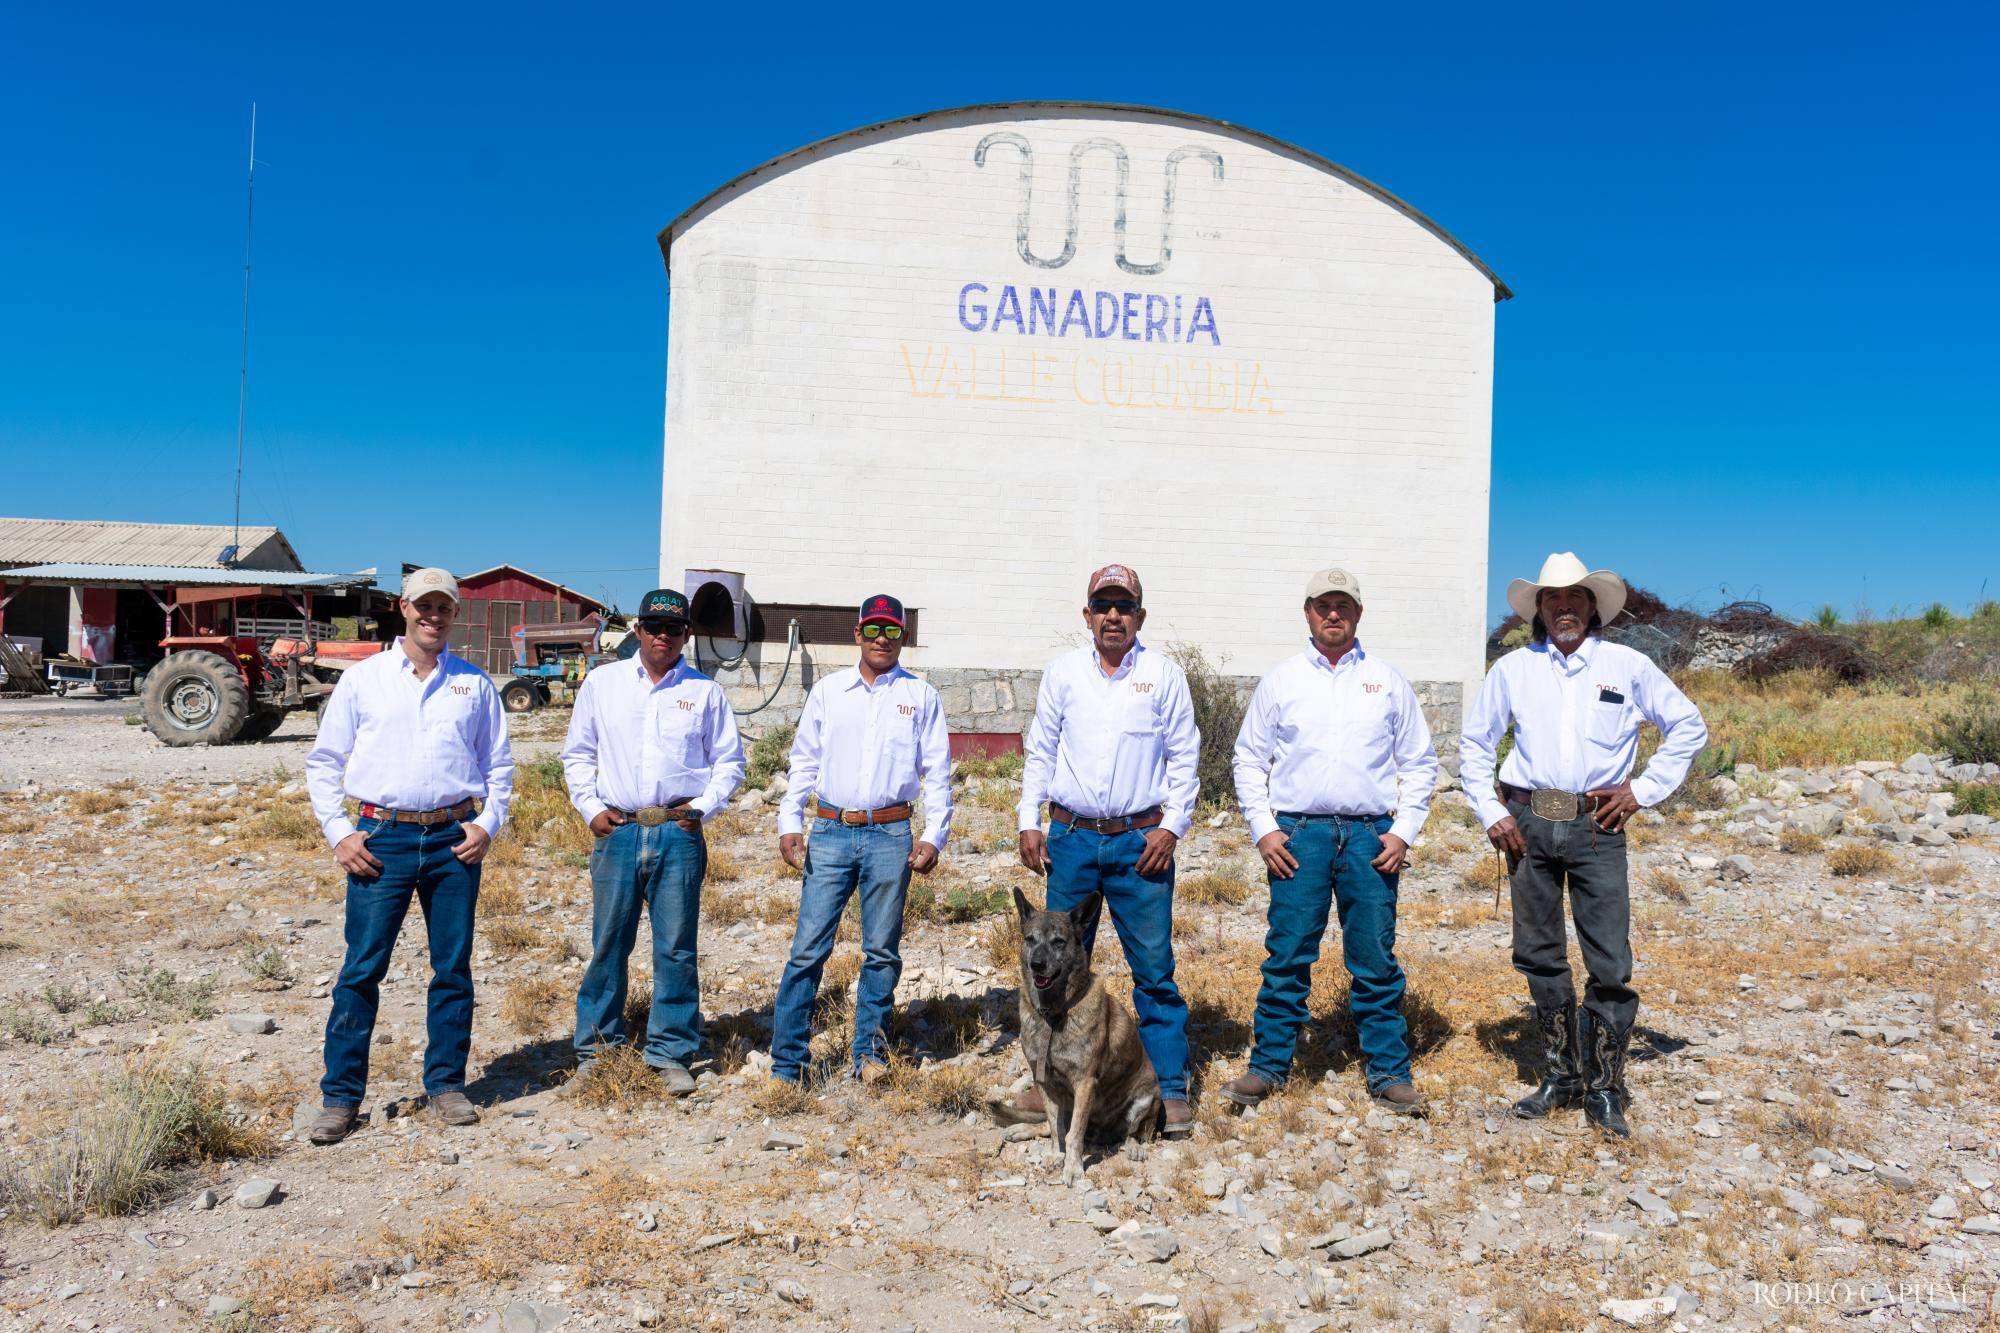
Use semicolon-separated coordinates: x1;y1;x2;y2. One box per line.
1511;996;1583;1119
1580;1008;1632;1138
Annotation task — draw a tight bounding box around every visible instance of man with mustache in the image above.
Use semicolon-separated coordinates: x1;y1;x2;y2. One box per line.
1226;569;1437;1114
1009;564;1200;1138
304;567;514;1144
1460;553;1708;1138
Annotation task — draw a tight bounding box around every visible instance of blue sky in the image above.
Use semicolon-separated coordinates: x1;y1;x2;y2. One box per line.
3;4;1994;625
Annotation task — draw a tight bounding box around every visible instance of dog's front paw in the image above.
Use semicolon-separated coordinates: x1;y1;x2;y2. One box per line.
1061;1159;1086;1186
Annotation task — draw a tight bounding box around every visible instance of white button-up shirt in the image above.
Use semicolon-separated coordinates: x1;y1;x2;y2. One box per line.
1460;636;1709;830
777;664;953;845
1017;642;1201;839
1232;642;1438;848
306;640;515;850
561;655;745;824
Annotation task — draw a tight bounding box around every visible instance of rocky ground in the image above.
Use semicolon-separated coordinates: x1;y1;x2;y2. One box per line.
0;705;1997;1331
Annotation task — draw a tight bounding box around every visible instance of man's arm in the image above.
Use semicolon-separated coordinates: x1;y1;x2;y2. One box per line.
1231;679;1281;843
694;687;747;817
914;686;953;852
1157;665;1201;839
1015;668;1062;833
470;679;514;841
1385;675;1438;850
776;685;825;839
561;673;609;823
305;673;361;849
1628;659;1710;807
1457;664;1514;830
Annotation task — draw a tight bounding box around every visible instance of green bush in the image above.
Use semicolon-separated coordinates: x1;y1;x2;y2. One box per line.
1933;689;2000;766
1949;781;2000;817
745;723;795;787
1167;643;1247;813
955;748;1026;781
1815;605;1840;630
1922;602;1953;629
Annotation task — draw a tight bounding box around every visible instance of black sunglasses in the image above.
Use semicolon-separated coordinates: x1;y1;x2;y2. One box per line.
636;618;689;636
1088;598;1140;615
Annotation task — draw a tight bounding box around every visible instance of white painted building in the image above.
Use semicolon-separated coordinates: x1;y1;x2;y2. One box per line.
658;102;1507;742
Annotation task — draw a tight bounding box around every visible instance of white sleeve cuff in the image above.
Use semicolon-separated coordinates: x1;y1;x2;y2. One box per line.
1246;813;1280;843
323;816;358;850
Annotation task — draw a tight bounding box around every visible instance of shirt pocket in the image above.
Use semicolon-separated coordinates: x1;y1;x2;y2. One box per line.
1586;695;1633;748
652;697;706;765
424;688;482;745
1118;686;1159;737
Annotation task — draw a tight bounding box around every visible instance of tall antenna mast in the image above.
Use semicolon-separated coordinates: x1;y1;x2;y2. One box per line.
229;103;257;564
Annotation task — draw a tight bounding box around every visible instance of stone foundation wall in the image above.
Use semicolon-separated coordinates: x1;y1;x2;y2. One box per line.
710;652;1462;777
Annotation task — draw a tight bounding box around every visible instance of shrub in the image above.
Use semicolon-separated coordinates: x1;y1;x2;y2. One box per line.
745;724;795;787
1933;689;2000;766
1815;605;1840;630
1949;782;2000;817
1827;844;1894;878
1179;870;1253;906
1167;643;1248;814
1922;602;1953;629
125;968;217;1021
1777;827;1824;855
243;945;295;985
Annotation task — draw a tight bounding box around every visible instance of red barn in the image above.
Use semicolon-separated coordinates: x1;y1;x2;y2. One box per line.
417;564;608;674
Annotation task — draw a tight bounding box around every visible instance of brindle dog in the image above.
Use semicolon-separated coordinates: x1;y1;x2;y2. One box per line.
991;887;1159;1183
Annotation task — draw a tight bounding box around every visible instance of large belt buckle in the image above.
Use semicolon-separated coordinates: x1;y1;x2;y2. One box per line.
1531;789;1580;822
633;806;670;828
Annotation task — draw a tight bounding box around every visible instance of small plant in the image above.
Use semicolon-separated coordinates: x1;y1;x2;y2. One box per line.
68;790;130;816
1827;844;1894;878
1932;688;2000;766
1921;602;1953;629
705;848;744;883
937;885;1010;922
1948;782;2000;817
80;1000;129;1028
745;724;796;787
954;748;1026;782
483;918;540;955
40;982;87;1014
1167;643;1248;814
125;967;218;1021
1461;855;1507;895
243;945;296;985
1179;870;1252;906
982;914;1019;970
248;803;320;847
1777;827;1824;856
499;977;567;1037
1815;604;1840;630
3;1004;72;1046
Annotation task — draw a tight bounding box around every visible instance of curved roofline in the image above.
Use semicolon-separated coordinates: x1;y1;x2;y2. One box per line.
656;100;1511;301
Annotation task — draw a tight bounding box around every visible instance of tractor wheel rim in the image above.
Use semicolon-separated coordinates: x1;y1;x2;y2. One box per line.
167;678;219;728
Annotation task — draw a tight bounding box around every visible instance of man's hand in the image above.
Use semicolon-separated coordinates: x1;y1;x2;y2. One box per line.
779;832;805;870
1134;828;1178;877
1586;781;1640;833
1256;830;1299;880
1018;830;1050;875
1370;832;1410;874
588;809;628;838
908;841;940;875
453;824;492;865
334;831;383;879
1485;815;1526;858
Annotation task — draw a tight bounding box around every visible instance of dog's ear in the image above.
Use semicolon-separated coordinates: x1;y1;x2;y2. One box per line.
1013;886;1038;921
1069;891;1101;934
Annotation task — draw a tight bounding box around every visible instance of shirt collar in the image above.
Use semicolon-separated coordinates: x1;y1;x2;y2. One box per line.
846;663;908;691
1093;640;1145;680
1545;635;1597;673
1306;639;1365;673
635;654;686;687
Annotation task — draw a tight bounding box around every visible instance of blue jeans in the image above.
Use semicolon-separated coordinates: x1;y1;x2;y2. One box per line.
1249;814;1410;1092
770;818;913;1079
1043;820;1190;1100
574;818;707;1068
321;817;481;1107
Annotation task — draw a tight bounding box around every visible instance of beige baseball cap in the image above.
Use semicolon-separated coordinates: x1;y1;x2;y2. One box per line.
1304;568;1363;603
402;567;460;604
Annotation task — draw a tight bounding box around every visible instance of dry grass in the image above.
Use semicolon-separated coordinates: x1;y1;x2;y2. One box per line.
752;1074;819;1117
1643;864;1691;903
1460;854;1507;894
881;1061;987;1118
1923;861;1964;885
479;871;526;917
500;977;568;1037
245;802;321;848
68;789;130;816
982;914;1019;970
1777;827;1824;855
483;917;541;955
1677;669;1972;769
565;1043;659;1110
1827;843;1894;877
705;848;744;883
703;888;754;926
1178;869;1253;906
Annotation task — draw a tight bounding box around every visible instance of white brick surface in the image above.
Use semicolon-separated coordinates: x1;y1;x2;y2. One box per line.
662;107;1499;701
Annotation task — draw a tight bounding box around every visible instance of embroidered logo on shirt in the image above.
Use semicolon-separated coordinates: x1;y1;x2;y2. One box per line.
897;703;916;716
450;683;472;697
1363;683;1383;694
675;699;697;712
1132;682;1155;694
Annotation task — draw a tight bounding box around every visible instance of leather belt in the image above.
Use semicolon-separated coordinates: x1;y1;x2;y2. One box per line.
1275;811;1390;824
815;801;912;826
621;798;701;828
1498;782;1601;822
1049;802;1163;835
358;798;479;826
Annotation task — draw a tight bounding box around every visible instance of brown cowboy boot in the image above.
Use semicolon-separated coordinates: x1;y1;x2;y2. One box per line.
1161;1098;1195;1138
1220;1071;1276;1108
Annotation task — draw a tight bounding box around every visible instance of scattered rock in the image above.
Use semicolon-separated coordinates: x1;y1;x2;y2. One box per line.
1327;1227;1394;1260
774;1279;810;1306
1928;1193;1961;1220
225;1013;276;1035
205;1295;244;1316
190;1188;217;1211
234;1177;281;1209
1602;1296;1677;1326
1121;1225;1181;1263
761;1130;806;1152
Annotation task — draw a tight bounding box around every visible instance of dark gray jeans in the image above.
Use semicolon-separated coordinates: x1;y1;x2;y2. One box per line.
1506;799;1636;1029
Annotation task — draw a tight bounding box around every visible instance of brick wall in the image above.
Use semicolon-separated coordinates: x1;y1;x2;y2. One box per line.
663;106;1500;706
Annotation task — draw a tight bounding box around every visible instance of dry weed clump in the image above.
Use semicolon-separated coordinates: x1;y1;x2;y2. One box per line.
703;888;754;925
705;848;744;883
1179;869;1253;906
68;789;131;816
982;913;1019;969
500;977;568;1037
1;1054;270;1225
479;871;526;917
882;1060;986;1118
246;802;321;848
1679;669;1969;769
565;1044;658;1110
483;917;540;955
753;1075;819;1117
1827;844;1894;877
1777;827;1824;855
1460;855;1507;895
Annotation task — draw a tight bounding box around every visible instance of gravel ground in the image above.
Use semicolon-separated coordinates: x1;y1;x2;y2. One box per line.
1;709;1997;1331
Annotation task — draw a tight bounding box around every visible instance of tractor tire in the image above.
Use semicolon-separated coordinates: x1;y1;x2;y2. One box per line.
238;705;287;743
141;651;251;747
501;680;540;714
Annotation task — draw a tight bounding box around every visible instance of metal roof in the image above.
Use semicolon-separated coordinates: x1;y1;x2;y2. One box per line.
0;564;373;590
0;517;303;570
657;101;1511;301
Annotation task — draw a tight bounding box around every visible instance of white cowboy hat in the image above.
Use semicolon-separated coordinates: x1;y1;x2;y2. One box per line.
1506;552;1628;626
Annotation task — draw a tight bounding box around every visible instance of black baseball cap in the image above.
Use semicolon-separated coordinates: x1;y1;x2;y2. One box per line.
637;589;690;623
858;593;905;627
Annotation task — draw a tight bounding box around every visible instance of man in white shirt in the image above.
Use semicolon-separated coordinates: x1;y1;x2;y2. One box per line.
1226;568;1438;1114
561;587;745;1096
769;594;951;1084
1460;552;1708;1138
304;567;514;1145
1010;564;1200;1138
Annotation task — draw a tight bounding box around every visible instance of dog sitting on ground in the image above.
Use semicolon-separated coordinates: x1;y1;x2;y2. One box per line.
988;888;1159;1183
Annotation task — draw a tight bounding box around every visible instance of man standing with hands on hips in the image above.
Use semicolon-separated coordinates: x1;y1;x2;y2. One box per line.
769;594;951;1085
1460;553;1707;1138
305;567;514;1145
562;588;745;1096
1007;564;1200;1139
1227;568;1437;1114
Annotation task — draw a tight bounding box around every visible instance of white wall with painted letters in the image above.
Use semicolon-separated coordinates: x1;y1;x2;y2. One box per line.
661;104;1502;701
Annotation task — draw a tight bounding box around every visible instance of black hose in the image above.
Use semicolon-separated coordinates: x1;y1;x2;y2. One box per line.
721;618;800;716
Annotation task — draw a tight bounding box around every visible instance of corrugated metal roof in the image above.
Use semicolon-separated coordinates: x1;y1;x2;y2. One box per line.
0;564;372;589
0;518;302;570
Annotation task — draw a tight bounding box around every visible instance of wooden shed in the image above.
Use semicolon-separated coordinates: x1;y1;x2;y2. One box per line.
423;564;608;674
